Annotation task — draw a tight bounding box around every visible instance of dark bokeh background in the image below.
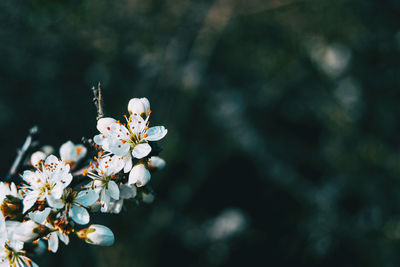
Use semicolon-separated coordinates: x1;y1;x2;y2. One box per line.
1;0;400;266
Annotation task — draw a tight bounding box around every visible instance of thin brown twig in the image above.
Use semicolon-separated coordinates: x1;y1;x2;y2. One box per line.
92;81;104;120
6;126;39;181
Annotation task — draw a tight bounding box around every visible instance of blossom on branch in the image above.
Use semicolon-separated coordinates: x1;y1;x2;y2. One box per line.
21;155;73;213
0;93;168;266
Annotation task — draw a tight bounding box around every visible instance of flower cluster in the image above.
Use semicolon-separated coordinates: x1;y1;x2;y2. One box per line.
0;97;167;266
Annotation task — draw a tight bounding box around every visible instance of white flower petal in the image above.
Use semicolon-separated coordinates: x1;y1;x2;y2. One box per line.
128;97;150;117
0;213;6;245
59;141;75;162
75;145;87;161
97;118;117;134
108;155;125;174
48;232;59;253
123;154;133;173
57;231;69;245
91;180;103;195
94;134;107;146
75;190;98;207
69;205;90;225
46;194;64;209
60;141;87;163
109;123;131;139
22;170;37;184
23;191;39;213
30;151;46;168
145;126;168;141
9;183;17;197
106;181;119;200
96;156;122;177
129;114;147;132
44;154;59;166
59;172;73;188
6;220;39;242
100;190;110;212
0;183;12;202
108;137;130;157
28;208;51;224
131;143;151;159
51;183;65;199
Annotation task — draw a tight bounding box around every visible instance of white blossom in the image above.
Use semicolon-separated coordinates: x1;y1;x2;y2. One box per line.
85;155;124;212
93;98;167;178
0;240;38;267
0;213;38;266
0;94;168;264
21;155;73;213
59;141;87;168
29;208;69;253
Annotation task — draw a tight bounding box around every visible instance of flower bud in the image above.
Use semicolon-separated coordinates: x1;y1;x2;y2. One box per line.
128;97;150;118
77;224;114;246
148;156;166;170
128;163;151;187
30;151;46;168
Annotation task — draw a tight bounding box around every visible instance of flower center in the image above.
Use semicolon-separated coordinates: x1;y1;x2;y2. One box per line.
39;182;53;196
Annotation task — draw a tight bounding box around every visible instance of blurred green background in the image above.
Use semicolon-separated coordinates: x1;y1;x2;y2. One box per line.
1;0;400;266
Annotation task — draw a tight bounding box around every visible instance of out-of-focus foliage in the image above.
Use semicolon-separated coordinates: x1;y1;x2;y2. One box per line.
1;0;400;266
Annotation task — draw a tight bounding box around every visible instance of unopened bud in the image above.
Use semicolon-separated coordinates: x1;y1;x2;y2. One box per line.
128;97;150;118
77;224;114;246
148;156;166;170
30;151;46;168
128;163;151;187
